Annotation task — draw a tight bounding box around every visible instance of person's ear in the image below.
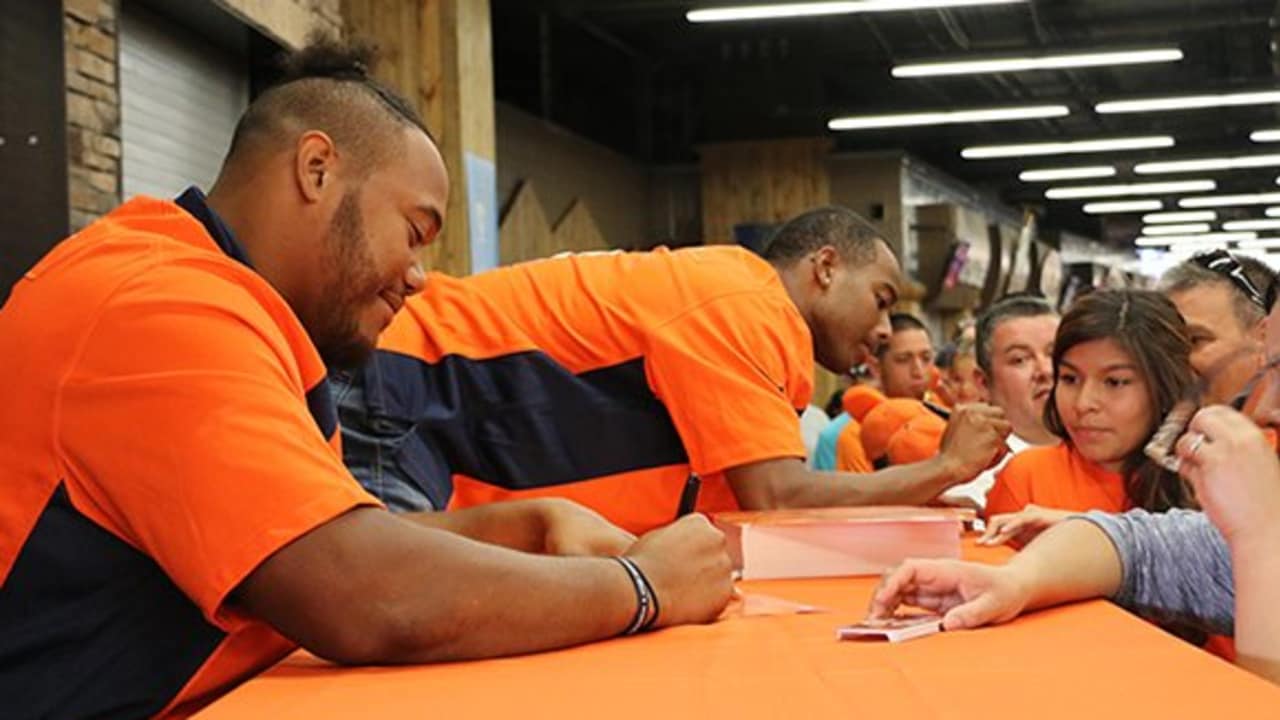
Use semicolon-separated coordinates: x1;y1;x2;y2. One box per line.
1249;317;1268;348
294;130;339;203
811;245;839;290
974;367;990;394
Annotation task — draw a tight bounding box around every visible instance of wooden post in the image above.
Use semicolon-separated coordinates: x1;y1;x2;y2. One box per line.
697;137;832;245
342;0;496;277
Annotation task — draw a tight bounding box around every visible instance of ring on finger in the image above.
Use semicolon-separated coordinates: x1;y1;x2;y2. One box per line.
1186;432;1206;458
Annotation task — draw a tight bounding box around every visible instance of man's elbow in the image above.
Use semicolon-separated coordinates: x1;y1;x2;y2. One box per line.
296;597;470;665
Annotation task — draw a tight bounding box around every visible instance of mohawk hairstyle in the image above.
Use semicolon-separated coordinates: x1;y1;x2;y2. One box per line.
222;34;432;180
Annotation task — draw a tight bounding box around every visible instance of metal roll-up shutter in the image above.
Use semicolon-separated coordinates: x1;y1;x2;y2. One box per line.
120;3;248;200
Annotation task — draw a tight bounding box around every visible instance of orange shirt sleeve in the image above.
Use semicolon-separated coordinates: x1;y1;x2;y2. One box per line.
835;420;873;474
57;265;380;628
985;453;1036;518
644;291;813;476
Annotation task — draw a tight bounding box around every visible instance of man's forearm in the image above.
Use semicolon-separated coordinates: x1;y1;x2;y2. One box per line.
809;456;965;506
238;509;638;664
401;500;549;553
1005;518;1124;611
727;455;965;509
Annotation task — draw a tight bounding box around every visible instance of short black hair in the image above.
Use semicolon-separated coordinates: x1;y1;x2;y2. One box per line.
975;293;1056;375
877;313;930;358
762;206;884;267
223;35;432;180
890;312;927;334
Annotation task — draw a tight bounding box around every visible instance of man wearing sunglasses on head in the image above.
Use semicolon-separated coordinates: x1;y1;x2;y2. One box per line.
867;263;1280;687
1160;250;1276;407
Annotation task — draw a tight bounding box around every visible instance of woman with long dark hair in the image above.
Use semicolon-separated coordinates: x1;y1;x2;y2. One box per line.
981;289;1198;546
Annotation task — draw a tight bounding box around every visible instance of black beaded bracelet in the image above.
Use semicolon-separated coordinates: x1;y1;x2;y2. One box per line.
613;556;659;635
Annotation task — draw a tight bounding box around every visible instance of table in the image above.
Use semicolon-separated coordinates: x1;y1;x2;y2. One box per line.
197;540;1280;719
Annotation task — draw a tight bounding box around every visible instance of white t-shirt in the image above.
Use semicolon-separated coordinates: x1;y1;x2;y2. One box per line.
938;433;1035;512
799;405;831;468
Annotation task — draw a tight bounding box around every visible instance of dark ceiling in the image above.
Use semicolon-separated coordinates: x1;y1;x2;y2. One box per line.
491;0;1280;241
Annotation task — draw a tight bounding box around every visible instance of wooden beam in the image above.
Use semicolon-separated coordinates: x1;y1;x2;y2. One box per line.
698;137;832;246
342;0;495;277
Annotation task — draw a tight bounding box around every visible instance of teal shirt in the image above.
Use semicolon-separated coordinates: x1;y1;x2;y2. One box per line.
812;413;851;471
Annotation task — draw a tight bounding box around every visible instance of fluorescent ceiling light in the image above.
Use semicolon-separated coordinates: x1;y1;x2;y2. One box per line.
1083;200;1162;214
687;0;1025;23
1179;193;1280;208
1018;166;1115;182
1222;219;1280;231
828;104;1067;130
1134;154;1280;174
1251;129;1280;143
1238;238;1280;250
1266;207;1280;218
894;48;1182;78
962;135;1174;159
1143;211;1217;224
1135;231;1258;247
1045;179;1216;199
1097;90;1280;114
1142;223;1212;235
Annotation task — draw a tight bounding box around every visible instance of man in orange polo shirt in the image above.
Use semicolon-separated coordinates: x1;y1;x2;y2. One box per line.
0;41;731;719
340;207;1012;533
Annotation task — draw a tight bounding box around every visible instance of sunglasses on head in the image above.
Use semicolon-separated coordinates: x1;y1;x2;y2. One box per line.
1190;249;1272;311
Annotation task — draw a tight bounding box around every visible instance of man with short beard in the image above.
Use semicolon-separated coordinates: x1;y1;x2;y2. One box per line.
0;40;731;718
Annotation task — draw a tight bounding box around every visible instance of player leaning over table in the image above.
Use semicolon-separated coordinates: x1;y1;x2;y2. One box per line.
869;266;1280;686
338;205;1014;534
0;39;732;719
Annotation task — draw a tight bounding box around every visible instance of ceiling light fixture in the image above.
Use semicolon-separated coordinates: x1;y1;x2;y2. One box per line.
1082;200;1163;214
1135;231;1258;247
1143;211;1217;224
1134;154;1280;174
1237;238;1280;250
962;135;1174;159
687;0;1025;23
1018;166;1115;182
828;104;1067;130
893;48;1182;78
1045;179;1216;199
1097;90;1280;114
1222;219;1280;231
1250;129;1280;143
1141;223;1212;235
1179;193;1280;208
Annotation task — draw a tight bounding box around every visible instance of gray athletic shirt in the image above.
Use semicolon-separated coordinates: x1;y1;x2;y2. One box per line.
1080;509;1235;636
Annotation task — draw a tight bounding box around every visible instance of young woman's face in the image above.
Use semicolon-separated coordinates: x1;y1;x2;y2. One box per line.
1054;337;1155;472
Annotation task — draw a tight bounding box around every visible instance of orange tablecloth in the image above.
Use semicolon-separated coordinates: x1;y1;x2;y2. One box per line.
197;539;1280;719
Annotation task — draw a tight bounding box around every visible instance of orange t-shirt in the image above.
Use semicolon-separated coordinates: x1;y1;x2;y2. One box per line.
834;417;873;473
985;443;1131;518
362;246;814;533
0;194;379;718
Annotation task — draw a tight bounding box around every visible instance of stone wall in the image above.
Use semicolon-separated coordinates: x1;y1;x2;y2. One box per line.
64;0;121;231
61;0;345;231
